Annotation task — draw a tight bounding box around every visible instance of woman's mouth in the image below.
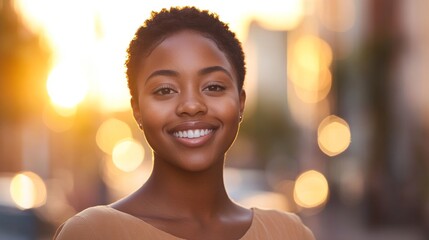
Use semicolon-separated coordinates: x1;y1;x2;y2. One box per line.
173;129;213;139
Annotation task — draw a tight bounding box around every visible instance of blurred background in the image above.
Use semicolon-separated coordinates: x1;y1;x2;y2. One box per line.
0;0;428;239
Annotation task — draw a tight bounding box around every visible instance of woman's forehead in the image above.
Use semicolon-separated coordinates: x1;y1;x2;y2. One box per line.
151;30;221;55
141;30;233;74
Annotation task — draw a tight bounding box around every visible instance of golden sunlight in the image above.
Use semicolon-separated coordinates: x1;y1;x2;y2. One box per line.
46;59;89;109
14;0;309;113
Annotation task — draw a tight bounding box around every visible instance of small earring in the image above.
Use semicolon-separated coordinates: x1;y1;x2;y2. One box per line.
239;115;243;121
138;123;143;129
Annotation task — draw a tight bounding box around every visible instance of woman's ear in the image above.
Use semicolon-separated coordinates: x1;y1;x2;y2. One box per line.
130;98;142;128
239;89;246;118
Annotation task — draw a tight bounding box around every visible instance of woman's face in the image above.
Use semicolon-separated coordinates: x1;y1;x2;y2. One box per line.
132;30;245;172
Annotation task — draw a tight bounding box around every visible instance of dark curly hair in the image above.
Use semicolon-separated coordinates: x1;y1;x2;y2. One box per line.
125;6;246;100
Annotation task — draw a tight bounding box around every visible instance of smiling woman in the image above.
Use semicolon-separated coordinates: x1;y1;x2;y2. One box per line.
53;6;315;240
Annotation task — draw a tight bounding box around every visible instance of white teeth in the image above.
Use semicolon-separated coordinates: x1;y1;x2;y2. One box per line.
174;129;212;139
188;130;194;138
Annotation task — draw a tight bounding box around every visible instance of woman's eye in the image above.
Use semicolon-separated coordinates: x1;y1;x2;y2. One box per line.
155;87;176;95
204;84;225;92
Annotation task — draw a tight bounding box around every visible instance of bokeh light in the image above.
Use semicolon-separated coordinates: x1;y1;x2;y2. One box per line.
294;170;329;208
291;35;333;78
112;138;145;172
318;115;351;156
288;34;333;102
10;171;47;210
96;118;132;154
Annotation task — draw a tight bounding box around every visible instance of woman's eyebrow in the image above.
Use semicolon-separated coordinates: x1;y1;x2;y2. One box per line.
145;66;233;83
146;69;178;83
198;66;233;79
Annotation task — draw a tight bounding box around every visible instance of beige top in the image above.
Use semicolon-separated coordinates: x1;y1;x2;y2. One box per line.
53;206;315;240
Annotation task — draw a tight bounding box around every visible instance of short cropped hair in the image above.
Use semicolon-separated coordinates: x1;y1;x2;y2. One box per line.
125;6;246;100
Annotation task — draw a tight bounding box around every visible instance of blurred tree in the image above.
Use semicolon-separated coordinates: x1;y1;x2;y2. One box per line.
0;0;51;123
0;0;50;172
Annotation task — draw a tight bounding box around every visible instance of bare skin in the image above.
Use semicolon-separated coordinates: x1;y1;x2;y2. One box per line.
111;160;252;240
111;30;252;240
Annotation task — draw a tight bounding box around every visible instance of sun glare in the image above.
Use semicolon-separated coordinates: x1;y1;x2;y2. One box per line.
46;59;89;109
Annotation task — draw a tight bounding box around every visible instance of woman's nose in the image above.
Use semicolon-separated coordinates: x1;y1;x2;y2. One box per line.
176;90;208;117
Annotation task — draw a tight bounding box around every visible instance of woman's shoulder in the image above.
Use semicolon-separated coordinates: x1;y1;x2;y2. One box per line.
74;205;114;218
253;207;302;223
53;205;183;240
53;205;126;240
249;208;316;240
63;205;115;226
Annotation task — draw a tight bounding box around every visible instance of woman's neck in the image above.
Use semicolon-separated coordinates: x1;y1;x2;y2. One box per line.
135;159;235;219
